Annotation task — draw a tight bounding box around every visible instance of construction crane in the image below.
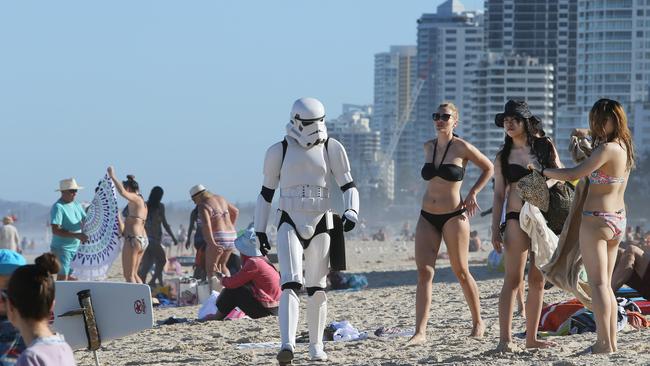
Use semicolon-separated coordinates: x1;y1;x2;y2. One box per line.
370;76;425;193
382;77;425;170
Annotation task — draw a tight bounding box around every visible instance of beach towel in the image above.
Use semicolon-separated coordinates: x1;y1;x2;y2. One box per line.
539;297;640;336
519;202;558;269
541;178;592;307
539;298;584;332
634;300;650;315
71;174;121;280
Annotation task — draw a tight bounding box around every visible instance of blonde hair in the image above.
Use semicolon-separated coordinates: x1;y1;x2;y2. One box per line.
194;190;213;201
438;102;459;121
588;99;635;170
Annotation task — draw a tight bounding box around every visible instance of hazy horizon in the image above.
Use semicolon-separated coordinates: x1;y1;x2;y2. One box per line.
0;0;482;206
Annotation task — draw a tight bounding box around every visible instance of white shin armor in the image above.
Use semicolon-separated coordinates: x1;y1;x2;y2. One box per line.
307;291;328;361
279;289;299;351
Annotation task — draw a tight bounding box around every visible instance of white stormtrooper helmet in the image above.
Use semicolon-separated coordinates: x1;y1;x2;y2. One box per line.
285;97;328;148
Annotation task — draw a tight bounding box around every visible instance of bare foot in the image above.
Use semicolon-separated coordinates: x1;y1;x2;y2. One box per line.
469;322;485;338
589;342;613;354
526;339;557;349
496;341;519;353
406;333;427;346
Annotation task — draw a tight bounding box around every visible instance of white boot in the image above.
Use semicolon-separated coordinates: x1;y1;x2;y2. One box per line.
278;289;299;363
307;291;328;361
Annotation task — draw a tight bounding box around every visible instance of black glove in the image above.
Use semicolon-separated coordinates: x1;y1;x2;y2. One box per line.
341;211;356;232
257;232;271;256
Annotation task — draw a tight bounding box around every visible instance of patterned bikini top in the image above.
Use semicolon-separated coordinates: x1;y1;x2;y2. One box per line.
589;170;626;185
197;203;229;225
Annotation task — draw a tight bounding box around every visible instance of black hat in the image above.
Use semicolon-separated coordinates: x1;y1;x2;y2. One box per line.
495;100;533;127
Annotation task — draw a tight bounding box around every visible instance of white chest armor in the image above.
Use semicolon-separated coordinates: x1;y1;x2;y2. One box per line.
279;138;331;213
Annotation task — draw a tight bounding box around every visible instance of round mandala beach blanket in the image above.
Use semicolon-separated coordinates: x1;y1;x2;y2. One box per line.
71;174;122;280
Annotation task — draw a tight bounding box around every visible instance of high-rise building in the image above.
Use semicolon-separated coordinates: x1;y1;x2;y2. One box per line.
574;0;650;157
555;104;584;165
327;104;393;206
484;0;577;111
408;0;483;202
468;53;555;204
373;46;417;149
373;45;417;201
633;101;650;156
577;0;650;114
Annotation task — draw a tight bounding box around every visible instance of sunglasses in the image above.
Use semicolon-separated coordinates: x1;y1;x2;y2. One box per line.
65;190;78;194
432;113;452;122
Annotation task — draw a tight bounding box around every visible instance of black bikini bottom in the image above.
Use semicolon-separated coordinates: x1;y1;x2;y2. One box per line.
420;208;467;233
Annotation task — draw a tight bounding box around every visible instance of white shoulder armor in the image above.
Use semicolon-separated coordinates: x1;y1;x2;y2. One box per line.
262;141;284;190
326;138;353;186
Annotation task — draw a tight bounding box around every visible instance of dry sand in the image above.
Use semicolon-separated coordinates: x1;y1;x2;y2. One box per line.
68;237;650;366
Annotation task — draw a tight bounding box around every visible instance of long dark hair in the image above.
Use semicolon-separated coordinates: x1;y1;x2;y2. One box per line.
147;186;164;210
7;253;60;320
498;117;558;181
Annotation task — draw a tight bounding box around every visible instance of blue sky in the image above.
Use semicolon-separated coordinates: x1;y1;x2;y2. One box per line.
0;0;482;205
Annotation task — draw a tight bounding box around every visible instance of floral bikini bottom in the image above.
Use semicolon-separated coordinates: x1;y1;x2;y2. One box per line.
582;208;626;240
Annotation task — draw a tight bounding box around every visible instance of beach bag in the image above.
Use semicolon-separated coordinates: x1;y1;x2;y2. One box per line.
542;182;574;234
198;290;220;320
531;137;575;234
346;274;368;290
487;250;505;273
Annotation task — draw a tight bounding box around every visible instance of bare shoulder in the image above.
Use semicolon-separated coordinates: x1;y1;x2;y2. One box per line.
453;137;474;150
599;142;625;154
423;140;435;150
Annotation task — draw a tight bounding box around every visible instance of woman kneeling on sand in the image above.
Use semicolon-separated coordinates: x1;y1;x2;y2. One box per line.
211;230;281;320
408;102;493;345
539;99;634;354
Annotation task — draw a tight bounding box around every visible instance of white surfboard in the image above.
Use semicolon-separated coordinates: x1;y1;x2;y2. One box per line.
53;281;154;350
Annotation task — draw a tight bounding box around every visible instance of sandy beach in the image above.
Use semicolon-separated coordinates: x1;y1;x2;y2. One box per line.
68;235;650;366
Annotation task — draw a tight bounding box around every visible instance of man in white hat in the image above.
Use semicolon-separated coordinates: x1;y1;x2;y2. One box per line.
50;178;88;280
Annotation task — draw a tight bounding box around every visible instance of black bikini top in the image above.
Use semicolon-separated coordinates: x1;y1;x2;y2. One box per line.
421;138;465;182
506;164;531;183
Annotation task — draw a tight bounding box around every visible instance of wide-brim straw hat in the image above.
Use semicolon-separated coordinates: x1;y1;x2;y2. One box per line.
56;178;84;191
189;184;207;198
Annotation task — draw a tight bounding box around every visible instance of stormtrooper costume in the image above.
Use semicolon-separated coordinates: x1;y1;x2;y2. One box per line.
254;97;359;364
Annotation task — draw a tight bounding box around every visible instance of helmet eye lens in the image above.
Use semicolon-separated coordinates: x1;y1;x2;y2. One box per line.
302;121;315;126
